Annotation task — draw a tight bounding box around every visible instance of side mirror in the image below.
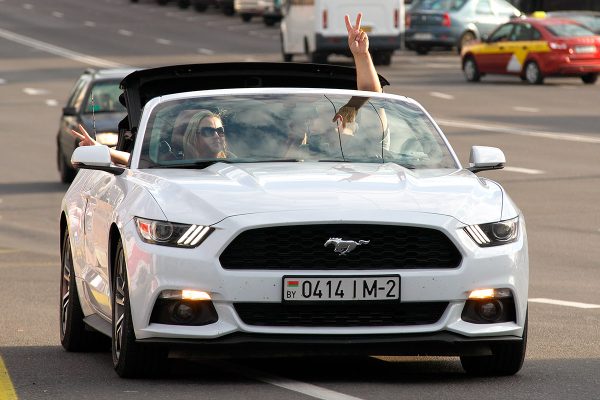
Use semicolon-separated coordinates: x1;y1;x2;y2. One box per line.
71;146;124;175
467;146;505;173
62;106;78;116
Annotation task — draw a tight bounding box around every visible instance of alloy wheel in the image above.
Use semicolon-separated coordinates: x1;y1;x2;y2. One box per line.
112;248;126;363
60;238;72;338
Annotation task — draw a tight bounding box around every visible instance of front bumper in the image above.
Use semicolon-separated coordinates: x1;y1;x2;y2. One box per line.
122;210;528;350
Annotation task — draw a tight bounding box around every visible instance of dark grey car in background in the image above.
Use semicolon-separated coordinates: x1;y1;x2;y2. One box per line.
406;0;521;54
56;68;134;183
546;11;600;34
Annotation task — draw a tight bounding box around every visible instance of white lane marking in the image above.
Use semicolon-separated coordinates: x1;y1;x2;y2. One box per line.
186;16;198;22
23;87;49;95
503;166;545;175
218;362;365;400
84;20;96;27
23;3;33;10
198;48;215;55
0;27;125;68
0;78;6;84
513;106;539;113
46;99;59;106
52;11;64;18
118;29;132;36
529;298;600;309
425;63;457;69
156;38;171;45
430;91;455;100
437;118;600;144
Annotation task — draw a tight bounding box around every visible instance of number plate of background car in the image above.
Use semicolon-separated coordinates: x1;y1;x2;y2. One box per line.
413;33;433;40
283;276;400;302
574;45;596;53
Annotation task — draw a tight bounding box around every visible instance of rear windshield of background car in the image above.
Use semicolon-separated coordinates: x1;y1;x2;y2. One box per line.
545;23;595;37
410;0;468;11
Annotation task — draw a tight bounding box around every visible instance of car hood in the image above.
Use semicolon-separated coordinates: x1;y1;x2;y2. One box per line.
133;162;504;226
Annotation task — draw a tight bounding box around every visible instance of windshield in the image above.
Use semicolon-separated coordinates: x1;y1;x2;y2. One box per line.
410;0;468;12
545;23;595;37
137;92;458;170
82;80;126;114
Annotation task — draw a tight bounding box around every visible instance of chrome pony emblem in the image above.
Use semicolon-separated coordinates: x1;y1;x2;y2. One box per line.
324;238;370;256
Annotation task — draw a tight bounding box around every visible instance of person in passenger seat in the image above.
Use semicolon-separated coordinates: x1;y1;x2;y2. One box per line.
70;13;382;165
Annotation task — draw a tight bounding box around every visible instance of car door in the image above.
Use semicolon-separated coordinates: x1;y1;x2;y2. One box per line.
475;22;515;73
504;23;543;74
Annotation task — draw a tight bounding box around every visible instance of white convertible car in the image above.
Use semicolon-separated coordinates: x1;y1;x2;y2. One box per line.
59;63;528;378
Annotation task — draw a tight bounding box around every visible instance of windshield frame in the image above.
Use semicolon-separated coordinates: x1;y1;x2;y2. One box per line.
129;88;461;171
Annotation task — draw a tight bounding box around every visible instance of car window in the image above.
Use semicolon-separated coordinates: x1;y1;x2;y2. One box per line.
82;80;126;114
492;0;519;17
488;23;514;42
475;0;494;15
545;22;595;37
410;0;468;11
66;78;89;109
510;23;540;41
138;93;458;170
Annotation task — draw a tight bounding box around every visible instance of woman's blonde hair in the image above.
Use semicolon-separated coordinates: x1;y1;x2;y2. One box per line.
182;109;227;159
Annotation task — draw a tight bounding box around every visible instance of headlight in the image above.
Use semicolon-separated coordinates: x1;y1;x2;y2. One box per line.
463;217;519;247
95;132;118;147
134;217;213;248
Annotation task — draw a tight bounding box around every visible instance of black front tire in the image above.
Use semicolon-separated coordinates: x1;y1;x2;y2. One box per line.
461;313;527;376
60;231;109;351
463;56;481;82
112;240;167;378
524;61;544;84
581;73;598;84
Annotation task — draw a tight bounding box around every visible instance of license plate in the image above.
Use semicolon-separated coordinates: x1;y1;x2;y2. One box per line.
413;32;433;40
361;25;372;33
575;45;596;53
282;275;400;302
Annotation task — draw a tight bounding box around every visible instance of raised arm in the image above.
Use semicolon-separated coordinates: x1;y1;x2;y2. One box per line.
70;124;130;166
345;13;382;93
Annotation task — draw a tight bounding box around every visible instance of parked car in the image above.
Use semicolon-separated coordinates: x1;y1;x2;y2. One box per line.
234;0;261;21
60;62;528;378
280;0;404;65
546;10;600;34
461;17;600;84
261;0;283;26
192;0;234;15
56;68;135;183
406;0;521;55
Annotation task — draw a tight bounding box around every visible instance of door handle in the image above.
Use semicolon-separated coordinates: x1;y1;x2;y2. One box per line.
522;46;528;50
499;46;504;50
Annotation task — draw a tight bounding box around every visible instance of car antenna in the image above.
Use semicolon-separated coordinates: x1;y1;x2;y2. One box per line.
91;92;97;136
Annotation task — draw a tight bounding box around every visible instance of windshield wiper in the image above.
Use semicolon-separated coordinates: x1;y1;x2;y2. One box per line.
151;158;302;169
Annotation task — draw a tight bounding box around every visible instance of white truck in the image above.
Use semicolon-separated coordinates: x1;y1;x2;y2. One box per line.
280;0;404;65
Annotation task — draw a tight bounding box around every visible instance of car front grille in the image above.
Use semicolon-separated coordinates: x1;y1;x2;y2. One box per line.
234;302;449;327
219;224;461;270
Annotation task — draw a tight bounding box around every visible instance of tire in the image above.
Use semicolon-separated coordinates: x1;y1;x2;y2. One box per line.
415;46;430;55
373;51;392;66
241;13;252;22
524;61;544;84
581;73;598;84
463;56;481;82
193;2;208;12
112;239;167;378
460;313;528;376
263;16;276;27
60;231;110;351
458;31;476;54
58;146;77;184
178;0;190;8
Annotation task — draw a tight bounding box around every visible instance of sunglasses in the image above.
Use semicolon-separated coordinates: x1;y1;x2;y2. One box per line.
197;126;225;137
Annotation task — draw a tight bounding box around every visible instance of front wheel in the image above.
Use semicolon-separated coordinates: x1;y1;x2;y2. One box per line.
460;313;527;376
524;61;544;84
60;231;109;351
463;56;480;82
112;239;167;378
241;13;252;22
581;73;598;84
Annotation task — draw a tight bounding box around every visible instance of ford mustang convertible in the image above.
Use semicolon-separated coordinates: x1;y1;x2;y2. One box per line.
59;63;528;378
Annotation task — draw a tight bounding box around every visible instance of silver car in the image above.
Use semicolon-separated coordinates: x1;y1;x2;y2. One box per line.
406;0;521;54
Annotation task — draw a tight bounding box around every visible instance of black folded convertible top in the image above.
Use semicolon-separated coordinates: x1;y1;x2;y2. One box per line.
119;62;389;135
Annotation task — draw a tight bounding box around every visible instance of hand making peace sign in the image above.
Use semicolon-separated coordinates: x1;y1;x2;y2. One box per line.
345;13;369;57
70;124;98;147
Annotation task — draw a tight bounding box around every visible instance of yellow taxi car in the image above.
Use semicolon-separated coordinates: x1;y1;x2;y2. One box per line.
461;17;600;84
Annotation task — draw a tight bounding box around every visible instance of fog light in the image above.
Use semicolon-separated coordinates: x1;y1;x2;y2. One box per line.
173;302;194;323
159;289;211;300
477;300;503;322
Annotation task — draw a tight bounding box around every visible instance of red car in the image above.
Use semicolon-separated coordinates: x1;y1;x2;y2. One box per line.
461;17;600;84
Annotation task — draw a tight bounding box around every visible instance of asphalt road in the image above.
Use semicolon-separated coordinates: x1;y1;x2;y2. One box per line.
0;0;599;399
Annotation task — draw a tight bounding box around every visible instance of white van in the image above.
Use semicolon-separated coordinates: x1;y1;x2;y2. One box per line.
280;0;404;65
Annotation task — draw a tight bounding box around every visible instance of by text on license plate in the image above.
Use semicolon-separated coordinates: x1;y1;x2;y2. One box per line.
575;45;596;53
283;276;400;302
413;32;433;40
